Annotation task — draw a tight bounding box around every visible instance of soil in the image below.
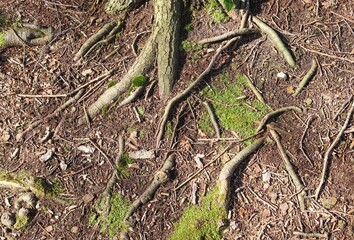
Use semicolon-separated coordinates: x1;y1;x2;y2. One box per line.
0;0;353;239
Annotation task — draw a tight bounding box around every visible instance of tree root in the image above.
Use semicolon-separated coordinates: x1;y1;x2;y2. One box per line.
293;58;318;97
202;101;221;138
251;16;296;68
73;21;122;61
218;137;266;208
244;74;267;105
155;36;240;148
315;100;354;199
198;28;258;44
269;129;306;211
124;154;175;220
256;106;302;133
0;23;53;48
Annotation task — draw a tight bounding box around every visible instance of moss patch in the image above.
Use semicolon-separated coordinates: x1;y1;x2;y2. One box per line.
14;215;30;229
116;153;135;178
89;193;130;237
169;186;226;240
0;32;5;47
198;72;268;142
32;177;62;197
208;0;229;23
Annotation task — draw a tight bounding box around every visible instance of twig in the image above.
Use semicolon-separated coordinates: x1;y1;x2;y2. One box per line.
198;28;258;44
293;231;329;239
270;129;306;211
218;137;266;208
300;45;354;64
245;74;266;105
300;115;315;166
252;16;296;67
202;101;221;138
125;154;175;220
155;36;240;147
315;100;354;199
175;144;234;191
293;59;318;97
247;185;278;211
256;106;302;133
333;95;353;121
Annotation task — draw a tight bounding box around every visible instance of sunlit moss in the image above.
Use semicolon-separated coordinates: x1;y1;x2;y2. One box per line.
0;32;5;47
89;193;130;237
169;185;226;240
198;72;268;143
32;177;62;197
207;0;229;23
116;153;135;178
14;215;30;229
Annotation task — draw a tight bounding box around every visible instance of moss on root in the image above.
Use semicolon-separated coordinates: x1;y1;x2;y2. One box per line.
198;72;268;142
89;193;130;237
169;186;226;240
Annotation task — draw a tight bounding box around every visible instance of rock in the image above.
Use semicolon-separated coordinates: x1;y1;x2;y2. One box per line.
1;211;16;228
39;149;54;162
276;72;288;80
15;192;38;210
78;145;95;154
71;226;79;234
18;208;30;217
128;150;155;159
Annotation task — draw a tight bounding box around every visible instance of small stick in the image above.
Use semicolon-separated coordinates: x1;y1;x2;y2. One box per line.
252;16;296;68
198;28;258;44
245;74;266;105
202;101;221;138
256;106;302;133
293;59;318;97
315;100;354;199
300;45;354;64
293;231;329;239
300;115;314;166
333;95;353;120
247;185;278;211
270;129;306;211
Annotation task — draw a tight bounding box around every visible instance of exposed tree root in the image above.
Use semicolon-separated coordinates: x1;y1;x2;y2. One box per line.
218;137;266;208
315;100;354;200
256;106;302;133
73;21;122;61
16;89;84;141
245;74;266;105
198;28;258;44
202;101;221;138
293;58;317;97
124;154;175;220
105;0;143;15
0;23;53;48
251;16;296;68
270;129;306;211
155;36;240;147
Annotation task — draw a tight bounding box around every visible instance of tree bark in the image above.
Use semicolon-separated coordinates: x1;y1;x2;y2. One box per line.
154;0;180;100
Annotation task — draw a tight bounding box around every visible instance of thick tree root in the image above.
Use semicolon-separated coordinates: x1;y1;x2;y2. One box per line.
105;0;143;15
0;24;53;48
124;154;175;220
155;36;240;147
202;101;221;138
252;16;296;68
315;100;354;199
270;129;306;211
256;106;302;133
198;28;258;44
218;137;265;208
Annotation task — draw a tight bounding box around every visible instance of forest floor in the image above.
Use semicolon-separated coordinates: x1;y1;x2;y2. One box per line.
0;0;353;239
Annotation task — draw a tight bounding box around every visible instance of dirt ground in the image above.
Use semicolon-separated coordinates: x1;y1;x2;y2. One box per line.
0;0;353;239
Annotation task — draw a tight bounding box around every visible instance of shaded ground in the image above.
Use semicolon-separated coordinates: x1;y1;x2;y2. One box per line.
0;0;353;239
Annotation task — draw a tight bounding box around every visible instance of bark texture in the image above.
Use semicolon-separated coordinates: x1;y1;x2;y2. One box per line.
154;0;180;100
105;0;143;15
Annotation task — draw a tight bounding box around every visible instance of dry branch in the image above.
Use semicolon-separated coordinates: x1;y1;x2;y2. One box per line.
270;129;306;211
218;137;265;207
315;100;354;199
155;36;240;147
202;101;221;138
256;106;302;133
125;154;175;220
293;59;317;97
198;28;258;44
245;74;266;105
251;16;296;68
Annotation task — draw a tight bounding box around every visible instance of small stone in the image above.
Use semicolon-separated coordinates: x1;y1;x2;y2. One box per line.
305;98;313;106
71;226;79;234
45;225;53;232
1;131;11;142
18;208;30;217
60;161;68;171
128;150;155;159
262;171;271;183
78;145;95;154
277;72;288;80
82;194;95;204
39;149;54;162
1;211;16;228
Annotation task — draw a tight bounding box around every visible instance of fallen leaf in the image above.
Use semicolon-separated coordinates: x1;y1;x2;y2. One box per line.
287;86;295;94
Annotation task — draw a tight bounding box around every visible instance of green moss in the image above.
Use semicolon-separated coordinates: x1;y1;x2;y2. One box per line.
14;215;30;229
166;121;173;137
198;73;268;142
169;186;226;240
208;0;229;23
0;32;5;47
108;80;117;88
101;105;108;114
181;40;203;52
116;153;135;178
132;75;147;87
184;23;193;31
32;177;62;197
89;193;130;237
